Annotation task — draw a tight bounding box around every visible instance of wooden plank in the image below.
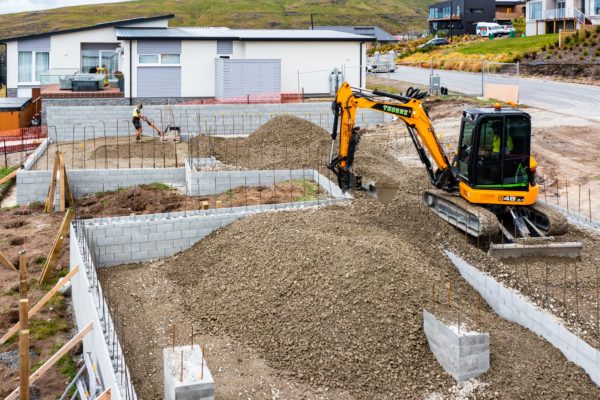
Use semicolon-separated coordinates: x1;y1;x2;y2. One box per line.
59;153;66;212
1;265;79;344
0;250;17;271
19;252;29;400
97;388;111;400
45;152;59;213
64;166;74;207
5;322;93;400
39;208;74;284
0;168;18;185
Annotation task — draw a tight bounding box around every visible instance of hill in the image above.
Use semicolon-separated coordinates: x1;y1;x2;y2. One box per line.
0;0;438;40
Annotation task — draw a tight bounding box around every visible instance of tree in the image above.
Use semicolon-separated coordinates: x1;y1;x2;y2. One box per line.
512;16;526;35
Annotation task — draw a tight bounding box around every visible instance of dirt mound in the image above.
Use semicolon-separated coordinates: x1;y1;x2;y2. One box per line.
190;115;331;170
101;131;600;400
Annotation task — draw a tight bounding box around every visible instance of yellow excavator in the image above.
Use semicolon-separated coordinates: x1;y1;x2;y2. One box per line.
327;82;581;258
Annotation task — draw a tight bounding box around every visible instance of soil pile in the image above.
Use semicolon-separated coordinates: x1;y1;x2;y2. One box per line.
190;115;331;170
101;131;600;399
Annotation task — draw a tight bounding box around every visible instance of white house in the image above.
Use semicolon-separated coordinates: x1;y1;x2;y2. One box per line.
525;0;600;36
0;14;373;101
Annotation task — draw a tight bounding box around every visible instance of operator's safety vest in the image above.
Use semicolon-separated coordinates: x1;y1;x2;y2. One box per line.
493;134;513;153
133;108;141;118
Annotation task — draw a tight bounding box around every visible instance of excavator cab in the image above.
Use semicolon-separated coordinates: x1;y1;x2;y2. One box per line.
455;108;536;204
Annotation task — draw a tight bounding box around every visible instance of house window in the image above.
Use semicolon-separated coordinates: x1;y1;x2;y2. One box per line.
530;2;542;19
161;54;180;64
18;51;49;83
594;0;600;15
138;54;180;65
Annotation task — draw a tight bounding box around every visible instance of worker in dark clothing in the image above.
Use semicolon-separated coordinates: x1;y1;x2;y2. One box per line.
132;104;144;142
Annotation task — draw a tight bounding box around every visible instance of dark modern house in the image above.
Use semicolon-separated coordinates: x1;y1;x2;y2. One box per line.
428;0;496;35
314;26;397;43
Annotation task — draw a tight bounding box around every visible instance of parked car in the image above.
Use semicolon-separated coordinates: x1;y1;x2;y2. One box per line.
475;22;505;37
417;37;449;49
501;25;516;36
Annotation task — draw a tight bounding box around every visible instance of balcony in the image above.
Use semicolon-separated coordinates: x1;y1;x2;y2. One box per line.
540;7;586;24
428;13;462;21
496;11;523;21
40;69;125;99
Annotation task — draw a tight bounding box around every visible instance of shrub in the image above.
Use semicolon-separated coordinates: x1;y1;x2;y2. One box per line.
558;54;562;59
580;55;585;60
541;45;547;51
512;16;526;35
596;25;600;34
546;55;552;59
583;50;589;56
549;43;555;50
585;30;592;38
596;49;600;57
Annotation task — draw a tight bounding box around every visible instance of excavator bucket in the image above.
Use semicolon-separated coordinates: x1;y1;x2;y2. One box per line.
361;181;399;204
488;242;583;259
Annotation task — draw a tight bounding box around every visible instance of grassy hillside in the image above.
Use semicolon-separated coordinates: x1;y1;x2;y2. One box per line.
0;0;438;40
398;34;559;71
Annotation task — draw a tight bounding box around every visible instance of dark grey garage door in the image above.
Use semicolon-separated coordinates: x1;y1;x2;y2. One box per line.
137;67;181;97
215;59;281;99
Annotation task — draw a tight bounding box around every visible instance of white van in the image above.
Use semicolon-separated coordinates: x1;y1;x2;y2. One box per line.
476;22;505;37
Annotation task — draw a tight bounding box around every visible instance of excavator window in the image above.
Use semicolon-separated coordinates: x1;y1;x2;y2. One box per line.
473;115;531;190
457;119;475;180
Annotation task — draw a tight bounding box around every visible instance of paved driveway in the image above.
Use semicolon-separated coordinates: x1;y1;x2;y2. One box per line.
388;66;600;121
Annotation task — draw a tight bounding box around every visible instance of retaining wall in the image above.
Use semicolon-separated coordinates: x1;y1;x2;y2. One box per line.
446;250;600;386
70;222;137;400
16;167;185;205
423;309;489;382
46;102;393;141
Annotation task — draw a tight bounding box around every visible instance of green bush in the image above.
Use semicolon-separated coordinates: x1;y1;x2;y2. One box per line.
596;25;600;34
583;50;589;56
512;16;526;35
580;55;585;60
557;53;562;59
596;49;600;57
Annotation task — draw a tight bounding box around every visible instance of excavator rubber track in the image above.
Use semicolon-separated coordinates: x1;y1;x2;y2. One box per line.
522;202;569;236
423;189;500;237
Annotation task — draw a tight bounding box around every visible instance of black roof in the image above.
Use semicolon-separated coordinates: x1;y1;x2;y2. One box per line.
0;14;175;43
463;107;530;118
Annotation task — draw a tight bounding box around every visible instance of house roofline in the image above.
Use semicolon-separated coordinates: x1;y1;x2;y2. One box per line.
0;14;175;43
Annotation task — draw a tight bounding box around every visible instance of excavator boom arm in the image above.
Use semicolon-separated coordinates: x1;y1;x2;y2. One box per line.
328;82;454;191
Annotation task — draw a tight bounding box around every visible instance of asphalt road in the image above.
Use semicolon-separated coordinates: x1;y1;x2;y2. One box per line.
388;66;600;121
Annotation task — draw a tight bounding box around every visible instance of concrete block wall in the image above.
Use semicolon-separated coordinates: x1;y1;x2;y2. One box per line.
446;250;600;386
186;166;325;196
16;167;185;205
85;199;341;267
46;102;393;141
22;139;49;170
70;224;136;400
423;309;490;382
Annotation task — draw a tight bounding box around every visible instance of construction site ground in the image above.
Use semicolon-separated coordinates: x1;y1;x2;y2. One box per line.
97;107;600;399
3;100;600;399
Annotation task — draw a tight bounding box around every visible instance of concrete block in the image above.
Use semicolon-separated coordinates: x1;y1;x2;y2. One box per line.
163;346;215;400
423;309;489;382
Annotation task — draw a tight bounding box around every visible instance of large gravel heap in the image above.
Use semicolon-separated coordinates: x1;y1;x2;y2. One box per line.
101;124;600;399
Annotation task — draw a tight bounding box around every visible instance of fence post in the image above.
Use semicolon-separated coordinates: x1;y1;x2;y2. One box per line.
516;61;520;103
481;59;485;97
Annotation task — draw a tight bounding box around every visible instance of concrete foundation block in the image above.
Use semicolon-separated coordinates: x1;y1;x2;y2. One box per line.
423;309;490;382
163;346;214;400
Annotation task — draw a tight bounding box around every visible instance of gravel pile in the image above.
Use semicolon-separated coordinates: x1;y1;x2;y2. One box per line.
101;114;600;399
190;115;331;170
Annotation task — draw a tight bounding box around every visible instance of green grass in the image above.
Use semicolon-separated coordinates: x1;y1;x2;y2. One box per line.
0;166;17;189
401;34;560;67
147;182;171;191
48;343;78;380
289;179;323;202
451;34;559;57
35;255;47;265
0;0;438;41
29;318;70;340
